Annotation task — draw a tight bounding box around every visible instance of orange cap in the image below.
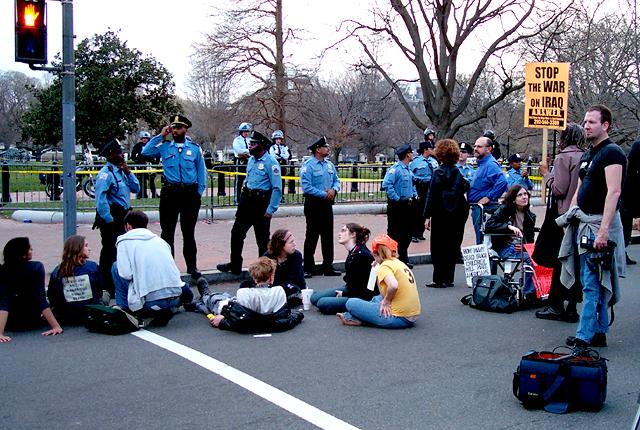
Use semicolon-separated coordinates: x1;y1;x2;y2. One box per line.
372;234;398;254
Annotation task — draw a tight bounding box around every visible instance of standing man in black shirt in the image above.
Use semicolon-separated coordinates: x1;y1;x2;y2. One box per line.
565;105;626;349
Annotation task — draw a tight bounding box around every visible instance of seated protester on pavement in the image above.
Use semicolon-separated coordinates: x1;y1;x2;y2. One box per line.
111;210;193;324
206;257;303;333
48;235;103;324
337;235;420;329
311;223;377;314
0;237;63;343
263;229;306;306
484;184;538;303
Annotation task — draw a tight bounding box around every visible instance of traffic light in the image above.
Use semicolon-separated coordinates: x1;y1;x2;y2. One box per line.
15;0;47;64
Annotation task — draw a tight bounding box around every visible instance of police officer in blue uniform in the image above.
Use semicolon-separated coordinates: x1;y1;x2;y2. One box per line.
93;139;140;294
505;153;534;190
142;115;207;279
233;122;252;203
382;144;416;266
300;136;341;278
456;141;475;183
269;130;291;196
217;131;282;274
410;140;438;242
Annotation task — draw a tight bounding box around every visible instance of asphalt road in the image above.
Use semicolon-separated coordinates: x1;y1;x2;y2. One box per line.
2;248;639;430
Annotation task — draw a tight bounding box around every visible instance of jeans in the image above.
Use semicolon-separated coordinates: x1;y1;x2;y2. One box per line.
343;295;415;329
111;262;183;313
496;243;536;297
311;287;348;314
576;252;608;342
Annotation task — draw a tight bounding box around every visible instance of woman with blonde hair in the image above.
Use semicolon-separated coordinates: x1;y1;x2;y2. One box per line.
337;234;420;329
48;235;103;323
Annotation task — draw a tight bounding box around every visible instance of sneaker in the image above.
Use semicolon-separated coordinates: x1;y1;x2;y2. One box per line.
411;237;419;243
303;271;314;279
323;268;341;276
566;336;590;348
405;262;414;269
535;306;565;321
148;310;174;327
216;263;242;275
337;313;362;326
425;282;447;288
196;277;210;297
418;236;426;241
626;252;636;265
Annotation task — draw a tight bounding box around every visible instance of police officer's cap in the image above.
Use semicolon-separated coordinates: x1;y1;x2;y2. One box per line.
170;114;192;129
419;140;434;152
508;153;523;163
459;141;472;153
307;136;328;152
100;139;123;157
395;143;413;158
249;130;271;147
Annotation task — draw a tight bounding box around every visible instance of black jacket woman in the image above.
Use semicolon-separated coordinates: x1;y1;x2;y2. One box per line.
423;139;470;288
484;184;537;300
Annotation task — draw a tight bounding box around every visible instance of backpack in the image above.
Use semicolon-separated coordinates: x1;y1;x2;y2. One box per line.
84;304;140;335
461;275;518;313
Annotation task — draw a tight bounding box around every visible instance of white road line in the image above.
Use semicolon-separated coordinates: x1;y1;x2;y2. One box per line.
132;329;360;430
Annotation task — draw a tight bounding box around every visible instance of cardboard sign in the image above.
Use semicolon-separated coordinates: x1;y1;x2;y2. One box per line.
462;245;491;287
62;274;93;302
367;266;378;291
524;62;570;130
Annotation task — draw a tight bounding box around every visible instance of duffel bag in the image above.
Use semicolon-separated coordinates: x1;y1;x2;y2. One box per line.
461;275;518;313
513;347;607;414
85;304;140;335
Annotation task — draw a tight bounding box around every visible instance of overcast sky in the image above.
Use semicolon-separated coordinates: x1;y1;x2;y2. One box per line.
2;0;372;95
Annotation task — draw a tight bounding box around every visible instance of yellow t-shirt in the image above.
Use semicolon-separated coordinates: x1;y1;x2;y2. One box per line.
377;258;421;318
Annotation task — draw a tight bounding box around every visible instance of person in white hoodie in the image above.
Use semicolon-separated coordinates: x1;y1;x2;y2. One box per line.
111;210;193;320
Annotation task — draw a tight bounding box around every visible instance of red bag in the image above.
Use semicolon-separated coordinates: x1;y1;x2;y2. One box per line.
524;244;552;299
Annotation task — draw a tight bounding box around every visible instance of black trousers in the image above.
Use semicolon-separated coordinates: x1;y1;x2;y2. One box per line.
99;219;126;295
159;185;201;271
234;159;247;203
430;212;467;284
387;199;412;263
621;204;634;247
547;258;582;310
229;189;272;269
303;196;334;272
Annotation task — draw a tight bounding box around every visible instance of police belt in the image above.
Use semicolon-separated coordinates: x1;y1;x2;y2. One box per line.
388;197;415;206
243;187;272;199
162;182;198;191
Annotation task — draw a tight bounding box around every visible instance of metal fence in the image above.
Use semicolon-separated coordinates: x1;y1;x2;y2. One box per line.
0;161;543;214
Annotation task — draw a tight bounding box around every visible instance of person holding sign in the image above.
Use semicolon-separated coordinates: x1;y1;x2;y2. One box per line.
424;139;470;288
0;238;63;343
48;235;103;324
310;223;377;314
336;234;420;329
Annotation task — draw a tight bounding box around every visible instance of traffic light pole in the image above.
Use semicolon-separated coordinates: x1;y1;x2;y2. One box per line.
28;1;76;240
60;0;76;240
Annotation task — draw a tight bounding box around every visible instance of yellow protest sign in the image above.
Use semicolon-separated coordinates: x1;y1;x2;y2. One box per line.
524;62;570;130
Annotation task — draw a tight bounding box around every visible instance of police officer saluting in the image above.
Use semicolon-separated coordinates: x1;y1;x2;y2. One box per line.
218;131;282;275
142;115;207;279
382;144;416;267
300;136;341;278
94;139;140;295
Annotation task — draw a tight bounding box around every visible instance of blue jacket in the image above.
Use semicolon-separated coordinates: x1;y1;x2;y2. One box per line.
409;155;438;184
246;151;283;215
48;260;102;316
94;162;140;223
505;167;533;190
142;135;207;195
457;163;475;183
468;154;507;203
300;157;340;198
382;161;415;201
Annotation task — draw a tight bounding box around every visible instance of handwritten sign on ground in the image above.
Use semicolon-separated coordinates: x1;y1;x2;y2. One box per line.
524;62;570;130
462;245;491;287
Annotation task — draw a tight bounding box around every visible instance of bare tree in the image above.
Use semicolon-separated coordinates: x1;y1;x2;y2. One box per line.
339;0;575;137
0;71;40;148
196;0;305;134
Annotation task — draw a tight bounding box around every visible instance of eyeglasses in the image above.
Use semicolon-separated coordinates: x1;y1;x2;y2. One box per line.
474;145;490;149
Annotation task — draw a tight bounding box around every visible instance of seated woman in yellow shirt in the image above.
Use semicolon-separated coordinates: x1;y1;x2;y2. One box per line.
337;234;420;329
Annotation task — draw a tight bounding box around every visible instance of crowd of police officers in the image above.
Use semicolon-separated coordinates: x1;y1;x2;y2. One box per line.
95;116;492;283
